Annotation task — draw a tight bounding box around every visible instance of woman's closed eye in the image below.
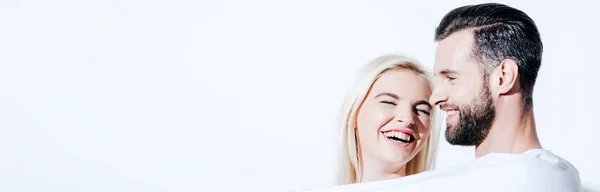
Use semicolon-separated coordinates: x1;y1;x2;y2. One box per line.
414;108;430;116
380;101;396;106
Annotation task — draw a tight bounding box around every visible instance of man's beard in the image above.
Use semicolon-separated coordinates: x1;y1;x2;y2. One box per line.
444;82;496;146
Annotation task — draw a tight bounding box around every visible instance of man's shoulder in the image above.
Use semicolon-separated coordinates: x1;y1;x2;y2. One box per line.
493;149;580;181
394;149;582;192
290;149;582;192
455;149;582;191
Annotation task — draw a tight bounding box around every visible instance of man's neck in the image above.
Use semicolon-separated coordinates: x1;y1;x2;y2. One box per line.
474;100;542;158
358;154;406;183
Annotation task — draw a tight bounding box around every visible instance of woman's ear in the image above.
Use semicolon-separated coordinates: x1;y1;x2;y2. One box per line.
493;59;519;95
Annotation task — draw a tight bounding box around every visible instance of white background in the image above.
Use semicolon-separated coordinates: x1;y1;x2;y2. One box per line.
0;0;598;191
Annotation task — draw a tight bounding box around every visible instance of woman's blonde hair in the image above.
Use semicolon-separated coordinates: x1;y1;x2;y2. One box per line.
334;54;442;185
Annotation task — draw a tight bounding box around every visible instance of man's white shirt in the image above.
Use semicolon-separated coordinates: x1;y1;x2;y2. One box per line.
294;149;582;192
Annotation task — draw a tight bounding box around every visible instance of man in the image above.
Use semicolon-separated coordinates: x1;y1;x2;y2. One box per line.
425;2;582;191
293;3;582;192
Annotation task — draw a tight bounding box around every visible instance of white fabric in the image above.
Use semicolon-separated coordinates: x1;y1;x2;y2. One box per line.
293;149;582;192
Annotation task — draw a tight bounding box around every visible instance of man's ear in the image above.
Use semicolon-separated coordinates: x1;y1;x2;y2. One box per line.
493;59;519;95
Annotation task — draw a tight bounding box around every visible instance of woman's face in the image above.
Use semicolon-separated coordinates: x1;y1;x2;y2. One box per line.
356;69;433;168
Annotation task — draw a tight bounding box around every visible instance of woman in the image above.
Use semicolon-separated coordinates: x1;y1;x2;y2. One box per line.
335;54;442;185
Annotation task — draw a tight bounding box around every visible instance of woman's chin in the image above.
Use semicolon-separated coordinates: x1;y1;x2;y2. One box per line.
378;150;411;164
379;142;422;164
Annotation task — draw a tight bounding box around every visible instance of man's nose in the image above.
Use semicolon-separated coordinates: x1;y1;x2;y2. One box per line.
429;85;448;107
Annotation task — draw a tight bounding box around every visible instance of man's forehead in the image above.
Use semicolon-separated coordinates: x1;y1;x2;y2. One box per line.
433;30;476;74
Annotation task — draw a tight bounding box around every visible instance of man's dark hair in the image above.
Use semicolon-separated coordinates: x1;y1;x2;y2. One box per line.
434;3;542;109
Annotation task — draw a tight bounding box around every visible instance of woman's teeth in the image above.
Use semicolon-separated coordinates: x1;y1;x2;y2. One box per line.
383;131;413;143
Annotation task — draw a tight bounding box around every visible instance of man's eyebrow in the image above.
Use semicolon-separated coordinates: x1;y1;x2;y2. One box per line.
438;69;459;76
374;92;399;100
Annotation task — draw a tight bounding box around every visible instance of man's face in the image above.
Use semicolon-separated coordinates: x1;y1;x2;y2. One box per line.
430;30;496;146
